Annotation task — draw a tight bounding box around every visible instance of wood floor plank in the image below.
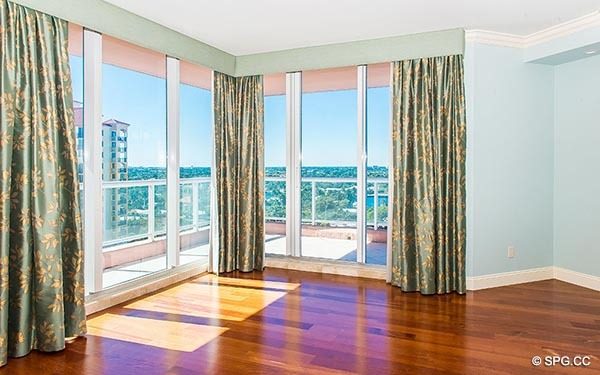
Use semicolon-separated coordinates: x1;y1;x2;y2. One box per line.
0;269;599;374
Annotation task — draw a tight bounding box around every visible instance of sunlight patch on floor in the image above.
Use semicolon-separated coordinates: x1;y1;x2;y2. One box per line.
123;274;299;321
201;274;301;291
87;313;228;352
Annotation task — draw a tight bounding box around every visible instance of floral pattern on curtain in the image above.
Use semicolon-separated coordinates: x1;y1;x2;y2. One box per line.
0;0;86;366
213;72;264;273
390;55;467;294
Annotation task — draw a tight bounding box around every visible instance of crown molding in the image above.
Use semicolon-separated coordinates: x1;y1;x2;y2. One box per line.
525;10;600;47
465;30;525;48
466;10;600;49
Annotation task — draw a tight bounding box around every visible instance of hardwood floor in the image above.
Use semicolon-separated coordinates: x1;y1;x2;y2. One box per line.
1;268;599;374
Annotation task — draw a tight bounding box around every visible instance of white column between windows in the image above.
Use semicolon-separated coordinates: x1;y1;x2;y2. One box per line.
386;64;394;281
209;71;219;274
357;66;368;263
166;56;180;268
286;72;302;257
83;29;103;294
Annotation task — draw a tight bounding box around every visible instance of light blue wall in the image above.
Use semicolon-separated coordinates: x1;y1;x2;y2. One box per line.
554;54;600;277
465;43;555;276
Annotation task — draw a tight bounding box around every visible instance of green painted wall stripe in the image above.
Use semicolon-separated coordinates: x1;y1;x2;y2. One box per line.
10;0;236;75
235;29;465;76
10;1;464;77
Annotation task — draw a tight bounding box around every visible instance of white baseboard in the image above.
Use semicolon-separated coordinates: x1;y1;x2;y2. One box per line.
553;267;600;292
267;257;600;292
466;266;554;290
467;266;600;292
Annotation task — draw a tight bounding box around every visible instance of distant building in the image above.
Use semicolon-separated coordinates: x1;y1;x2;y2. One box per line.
73;101;131;238
74;101;84;184
101;119;129;181
102;119;130;238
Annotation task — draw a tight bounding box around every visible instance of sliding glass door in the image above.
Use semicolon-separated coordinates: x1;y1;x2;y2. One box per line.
265;66;390;265
179;61;212;266
76;25;215;293
264;73;288;256
366;63;390;265
101;36;168;288
301;67;358;261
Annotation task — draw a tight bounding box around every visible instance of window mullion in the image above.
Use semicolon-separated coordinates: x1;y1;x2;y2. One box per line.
286;72;302;257
166;56;180;268
357;65;367;263
83;29;103;294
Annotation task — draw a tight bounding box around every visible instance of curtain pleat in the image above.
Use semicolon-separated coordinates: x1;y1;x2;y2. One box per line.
390;55;467;294
213;72;264;273
0;0;86;366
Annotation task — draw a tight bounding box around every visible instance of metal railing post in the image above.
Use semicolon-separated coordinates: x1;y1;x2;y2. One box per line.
100;177;210;247
311;181;317;225
373;182;379;229
192;182;199;231
147;183;155;241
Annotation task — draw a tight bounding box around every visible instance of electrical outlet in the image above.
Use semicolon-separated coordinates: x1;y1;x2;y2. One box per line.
507;246;516;258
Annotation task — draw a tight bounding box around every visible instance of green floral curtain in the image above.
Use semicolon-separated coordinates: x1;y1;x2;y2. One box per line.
390;55;467;295
213;72;264;273
0;0;86;366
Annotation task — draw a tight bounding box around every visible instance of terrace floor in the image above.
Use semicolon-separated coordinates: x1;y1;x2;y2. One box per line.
265;234;387;265
102;230;387;289
103;245;209;289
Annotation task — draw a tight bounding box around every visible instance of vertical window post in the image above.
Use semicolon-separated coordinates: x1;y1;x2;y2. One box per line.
83;29;103;293
166;56;180;268
210;72;219;274
286;72;302;257
357;65;368;263
386;64;394;280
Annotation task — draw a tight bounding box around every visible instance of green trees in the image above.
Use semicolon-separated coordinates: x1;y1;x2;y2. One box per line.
105;166;389;244
265;166;389;226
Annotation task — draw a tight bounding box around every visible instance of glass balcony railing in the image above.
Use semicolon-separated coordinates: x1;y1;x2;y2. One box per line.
101;175;388;250
102;177;211;248
265;176;388;228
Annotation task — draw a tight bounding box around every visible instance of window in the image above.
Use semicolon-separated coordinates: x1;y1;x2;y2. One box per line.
267;67;390;265
73;22;389;292
301;67;358;261
68;23;84;213
179;60;212;266
264;73;287;255
366;63;390;265
101;35;167;288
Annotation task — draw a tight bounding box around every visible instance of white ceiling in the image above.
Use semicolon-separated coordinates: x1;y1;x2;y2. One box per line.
104;0;600;55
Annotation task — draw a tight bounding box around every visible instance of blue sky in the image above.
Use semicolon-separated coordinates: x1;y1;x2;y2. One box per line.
265;88;389;167
71;56;212;168
71;56;389;169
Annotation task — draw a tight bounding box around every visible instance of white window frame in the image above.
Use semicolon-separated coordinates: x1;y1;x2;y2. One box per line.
286;72;302;257
276;65;390;266
81;33;215;293
166;56;180;268
357;65;368;263
83;28;103;294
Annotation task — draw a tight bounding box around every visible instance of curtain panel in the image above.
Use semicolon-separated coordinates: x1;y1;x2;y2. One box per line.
0;0;86;366
213;72;265;273
390;55;467;294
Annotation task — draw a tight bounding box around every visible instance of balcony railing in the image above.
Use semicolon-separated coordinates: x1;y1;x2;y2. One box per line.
102;177;210;248
265;176;389;228
101;175;388;249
